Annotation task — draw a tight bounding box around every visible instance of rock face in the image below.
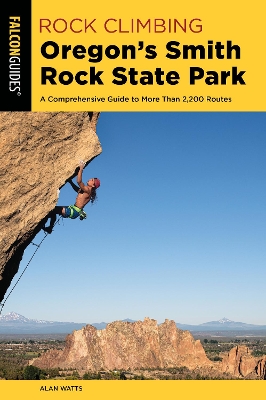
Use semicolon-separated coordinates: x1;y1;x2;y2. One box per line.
0;112;101;302
32;317;213;371
221;345;258;377
256;357;266;379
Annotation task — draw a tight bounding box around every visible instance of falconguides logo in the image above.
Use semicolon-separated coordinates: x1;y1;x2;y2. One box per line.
9;16;21;96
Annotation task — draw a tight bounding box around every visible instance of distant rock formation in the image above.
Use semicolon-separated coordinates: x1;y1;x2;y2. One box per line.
0;112;101;302
221;345;264;378
256;356;266;378
32;317;213;371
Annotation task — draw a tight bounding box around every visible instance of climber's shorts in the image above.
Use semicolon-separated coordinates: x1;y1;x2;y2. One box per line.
63;205;81;219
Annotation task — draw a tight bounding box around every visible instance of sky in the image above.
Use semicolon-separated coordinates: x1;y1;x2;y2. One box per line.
3;112;266;325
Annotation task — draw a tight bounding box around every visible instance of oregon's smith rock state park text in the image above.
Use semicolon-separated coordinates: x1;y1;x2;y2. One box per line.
39;18;246;87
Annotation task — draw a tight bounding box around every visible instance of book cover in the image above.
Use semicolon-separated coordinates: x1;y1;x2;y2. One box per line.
0;0;265;398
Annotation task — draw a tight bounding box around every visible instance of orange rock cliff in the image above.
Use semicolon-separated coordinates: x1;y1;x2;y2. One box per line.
32;318;213;371
0;112;101;303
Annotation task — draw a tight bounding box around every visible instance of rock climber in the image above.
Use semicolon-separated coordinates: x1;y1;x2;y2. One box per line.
43;161;100;234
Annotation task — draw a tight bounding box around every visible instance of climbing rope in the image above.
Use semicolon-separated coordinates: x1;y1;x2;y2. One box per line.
0;217;63;316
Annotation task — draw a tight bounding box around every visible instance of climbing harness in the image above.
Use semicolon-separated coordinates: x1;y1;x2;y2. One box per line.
0;216;63;316
68;205;87;220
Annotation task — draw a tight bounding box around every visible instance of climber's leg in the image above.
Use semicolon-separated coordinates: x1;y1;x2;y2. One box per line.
43;206;65;234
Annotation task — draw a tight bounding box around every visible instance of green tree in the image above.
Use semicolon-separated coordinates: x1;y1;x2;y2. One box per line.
23;365;41;380
83;372;101;380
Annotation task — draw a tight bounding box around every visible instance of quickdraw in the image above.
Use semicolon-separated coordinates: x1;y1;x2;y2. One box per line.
79;210;87;220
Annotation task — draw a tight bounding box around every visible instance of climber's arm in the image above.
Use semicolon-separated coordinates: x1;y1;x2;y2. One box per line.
77;162;91;194
67;179;80;193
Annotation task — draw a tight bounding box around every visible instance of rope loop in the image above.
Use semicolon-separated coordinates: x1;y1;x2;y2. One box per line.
0;216;63;316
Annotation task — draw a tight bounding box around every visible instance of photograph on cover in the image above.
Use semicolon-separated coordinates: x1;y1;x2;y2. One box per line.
0;111;266;381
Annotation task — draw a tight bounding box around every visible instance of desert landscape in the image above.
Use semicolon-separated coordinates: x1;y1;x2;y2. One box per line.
0;318;266;380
